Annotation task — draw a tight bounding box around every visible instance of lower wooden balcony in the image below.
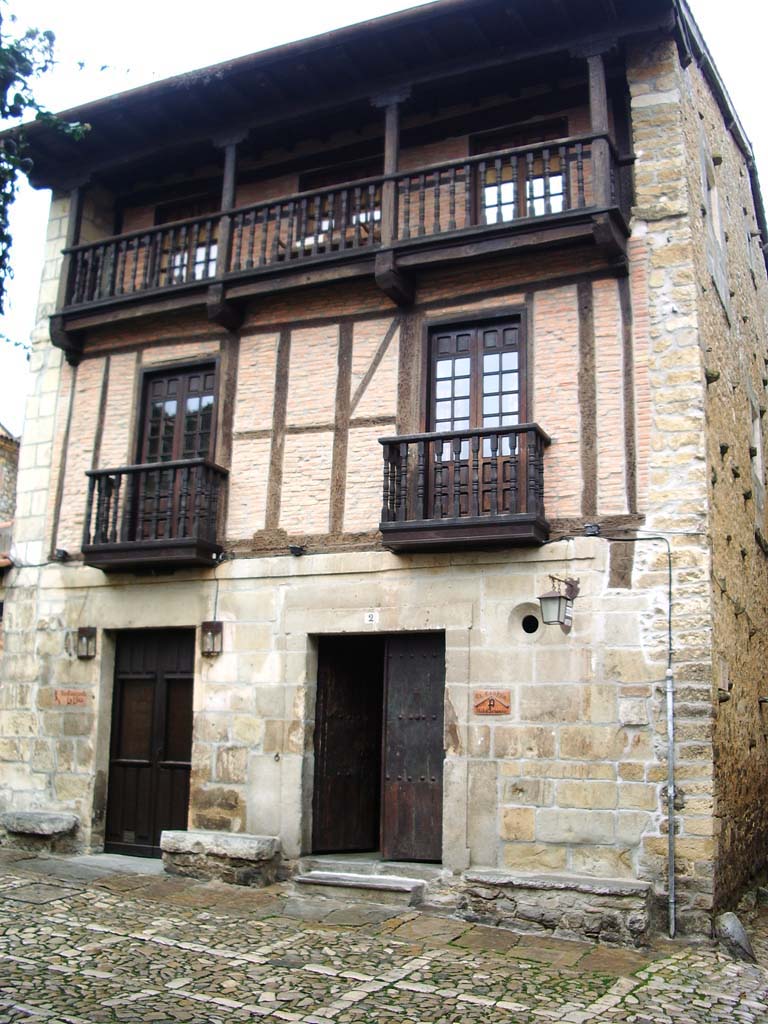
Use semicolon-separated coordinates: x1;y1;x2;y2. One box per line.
378;424;550;552
82;459;228;571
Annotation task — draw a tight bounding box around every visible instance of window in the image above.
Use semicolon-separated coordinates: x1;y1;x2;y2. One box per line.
428;316;526;515
155;195;219;283
471;119;568;224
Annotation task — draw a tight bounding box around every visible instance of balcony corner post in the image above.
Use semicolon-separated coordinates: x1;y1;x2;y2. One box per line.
586;53;612;208
372;87;410;246
55;182;86;312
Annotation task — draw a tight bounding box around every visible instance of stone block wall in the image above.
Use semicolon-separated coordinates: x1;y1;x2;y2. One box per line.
677;55;768;911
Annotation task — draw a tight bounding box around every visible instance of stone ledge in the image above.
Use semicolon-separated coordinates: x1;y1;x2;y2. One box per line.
458;869;654;947
0;811;79;837
161;830;282;887
464;869;652;898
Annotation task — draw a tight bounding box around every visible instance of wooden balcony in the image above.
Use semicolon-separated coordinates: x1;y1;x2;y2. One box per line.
54;133;629;350
81;458;228;572
378;424;551;552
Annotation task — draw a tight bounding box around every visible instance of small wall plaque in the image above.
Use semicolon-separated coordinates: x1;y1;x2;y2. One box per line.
54;689;88;707
473;689;511;716
363;610;379;625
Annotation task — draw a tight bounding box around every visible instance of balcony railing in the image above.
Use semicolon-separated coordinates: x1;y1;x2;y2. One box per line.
378;424;551;551
60;133;625;311
81;458;228;571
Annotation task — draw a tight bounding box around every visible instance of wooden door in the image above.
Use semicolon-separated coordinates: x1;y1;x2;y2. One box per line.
136;364;216;541
381;633;445;862
105;630;194;857
312;636;385;853
429;320;525;517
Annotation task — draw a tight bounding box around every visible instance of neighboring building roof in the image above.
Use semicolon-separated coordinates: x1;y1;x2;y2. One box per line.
0;422;19;445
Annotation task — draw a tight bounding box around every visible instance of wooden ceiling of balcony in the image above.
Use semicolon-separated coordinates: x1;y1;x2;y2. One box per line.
23;0;675;190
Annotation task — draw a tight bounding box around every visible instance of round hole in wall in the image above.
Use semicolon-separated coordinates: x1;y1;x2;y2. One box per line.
522;614;540;635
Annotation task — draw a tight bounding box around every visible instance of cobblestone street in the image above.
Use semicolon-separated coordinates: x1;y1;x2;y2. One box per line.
1;851;767;1024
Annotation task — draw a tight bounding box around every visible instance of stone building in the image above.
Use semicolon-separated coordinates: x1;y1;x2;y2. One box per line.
0;421;19;524
1;0;767;943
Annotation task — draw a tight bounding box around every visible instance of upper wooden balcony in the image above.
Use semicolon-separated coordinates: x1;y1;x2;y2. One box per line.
54;132;629;352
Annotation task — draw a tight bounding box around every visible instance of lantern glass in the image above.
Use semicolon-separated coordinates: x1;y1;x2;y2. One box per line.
201;621;223;656
538;590;567;625
76;627;96;660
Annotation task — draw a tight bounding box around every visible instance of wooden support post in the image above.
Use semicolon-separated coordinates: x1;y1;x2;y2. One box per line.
587;53;612;207
55;184;85;312
381;101;400;246
209;135;245;330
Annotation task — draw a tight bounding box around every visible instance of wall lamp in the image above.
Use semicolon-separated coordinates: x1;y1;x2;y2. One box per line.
200;620;223;656
76;627;97;660
537;576;580;634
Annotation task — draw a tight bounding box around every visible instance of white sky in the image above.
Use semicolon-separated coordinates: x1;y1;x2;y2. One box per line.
1;0;767;436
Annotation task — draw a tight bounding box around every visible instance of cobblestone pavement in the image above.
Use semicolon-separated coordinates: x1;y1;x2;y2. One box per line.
1;851;767;1024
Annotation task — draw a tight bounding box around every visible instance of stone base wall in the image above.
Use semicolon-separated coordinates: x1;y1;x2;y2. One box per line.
457;870;654;947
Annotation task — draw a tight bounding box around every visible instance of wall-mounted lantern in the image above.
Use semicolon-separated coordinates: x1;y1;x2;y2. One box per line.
76;626;97;660
200;620;223;656
537;576;580;634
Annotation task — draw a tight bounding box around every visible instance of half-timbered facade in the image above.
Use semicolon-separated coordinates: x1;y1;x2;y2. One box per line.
2;0;768;942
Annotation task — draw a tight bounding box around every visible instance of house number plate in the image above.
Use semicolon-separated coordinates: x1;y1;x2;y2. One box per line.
363;610;380;624
473;689;511;715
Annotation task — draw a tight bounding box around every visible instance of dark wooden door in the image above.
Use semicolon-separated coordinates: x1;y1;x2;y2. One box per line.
105;630;195;857
429;320;525;517
381;633;445;862
313;636;385;853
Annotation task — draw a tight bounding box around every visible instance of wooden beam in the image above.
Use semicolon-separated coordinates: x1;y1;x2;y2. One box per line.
55;185;85;313
207;282;243;331
374;251;414;307
587;53;612;207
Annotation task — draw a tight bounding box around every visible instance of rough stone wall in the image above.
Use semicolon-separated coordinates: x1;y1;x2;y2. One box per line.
0;436;19;522
625;39;717;935
675;56;768;911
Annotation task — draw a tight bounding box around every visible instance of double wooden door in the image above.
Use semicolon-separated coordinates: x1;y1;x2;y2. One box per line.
105;630;194;857
313;633;445;862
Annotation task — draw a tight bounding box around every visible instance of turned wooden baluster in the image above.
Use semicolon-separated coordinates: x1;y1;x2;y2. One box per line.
259;208;270;266
576;143;585;207
494;157;503;223
418;174;426;236
367;184;377;244
510;432;519;514
526;152;535;216
339;189;349;249
417;440;426;518
232;214;244;271
526;430;539;514
433;441;444;519
82;476;96;547
381;444;392;522
448;167;457;231
284;201;296;257
271;204;283;263
510;155;519;219
452;436;463;518
543;148;552;214
471;435;480;517
478;161;487;223
463;163;471;227
109;474;121;543
560;146;571;210
397;443;408;522
401;179;411;240
432;171;441;234
115;239;127;295
353;187;362;248
311;195;322;255
489;432;499;516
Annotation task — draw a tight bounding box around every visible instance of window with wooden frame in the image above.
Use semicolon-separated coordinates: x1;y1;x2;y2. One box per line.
134;363;218;541
471;118;568;225
428;315;526;516
154;194;219;283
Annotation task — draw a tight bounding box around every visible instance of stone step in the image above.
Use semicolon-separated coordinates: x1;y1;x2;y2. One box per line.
297;856;446;884
294;870;427;906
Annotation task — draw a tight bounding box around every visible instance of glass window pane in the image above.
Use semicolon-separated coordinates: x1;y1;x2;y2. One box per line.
436;359;453;379
455;358;470;377
502;352;518;371
502;413;519;425
502;372;517;392
436;380;451;399
483;415;500;428
484;396;500;415
454;378;470;397
484;354;500;372
436;401;452;419
454;399;470;418
454;419;470;430
502;394;519;413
